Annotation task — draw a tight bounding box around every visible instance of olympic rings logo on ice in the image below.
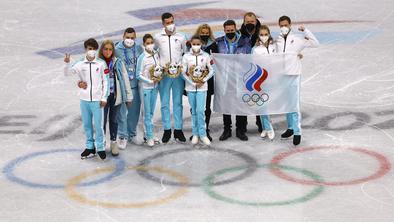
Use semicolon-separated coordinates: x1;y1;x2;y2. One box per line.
2;146;391;208
242;63;269;106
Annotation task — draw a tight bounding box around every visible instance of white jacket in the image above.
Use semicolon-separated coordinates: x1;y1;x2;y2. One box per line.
136;50;161;89
182;49;214;92
275;28;319;75
252;43;276;55
64;57;109;102
154;29;187;66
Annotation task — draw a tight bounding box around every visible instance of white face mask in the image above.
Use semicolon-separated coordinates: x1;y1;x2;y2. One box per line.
280;26;290;36
166;24;175;33
192;45;201;52
145;43;155;52
86;50;96;59
259;36;269;43
124;38;135;47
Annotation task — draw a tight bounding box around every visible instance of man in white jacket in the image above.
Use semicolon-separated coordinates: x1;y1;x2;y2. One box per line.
64;38;109;160
275;15;319;145
154;12;187;143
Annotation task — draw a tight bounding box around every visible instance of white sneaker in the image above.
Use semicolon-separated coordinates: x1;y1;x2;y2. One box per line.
191;136;199;145
118;138;127;150
267;130;275;140
110;141;119;156
147;139;155;147
200;136;211;146
129;136;143;145
260;130;268;138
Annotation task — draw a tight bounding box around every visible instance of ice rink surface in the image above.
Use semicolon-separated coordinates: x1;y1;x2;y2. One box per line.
0;0;394;221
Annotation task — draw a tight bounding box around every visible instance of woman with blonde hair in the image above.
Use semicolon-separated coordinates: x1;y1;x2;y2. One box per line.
99;40;132;155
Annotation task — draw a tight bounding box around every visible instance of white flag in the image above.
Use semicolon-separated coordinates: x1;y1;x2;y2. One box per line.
213;53;301;115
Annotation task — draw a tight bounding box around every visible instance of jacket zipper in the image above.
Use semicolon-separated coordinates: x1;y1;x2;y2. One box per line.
89;63;93;101
195;55;198;92
152;54;157;88
168;36;172;63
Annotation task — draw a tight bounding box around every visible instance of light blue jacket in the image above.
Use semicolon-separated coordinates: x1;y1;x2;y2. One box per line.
112;57;133;105
115;41;144;88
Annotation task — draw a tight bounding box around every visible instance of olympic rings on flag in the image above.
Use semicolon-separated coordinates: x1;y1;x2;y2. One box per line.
242;93;269;106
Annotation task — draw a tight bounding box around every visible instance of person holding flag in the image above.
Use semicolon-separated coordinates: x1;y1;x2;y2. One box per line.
275;15;319;145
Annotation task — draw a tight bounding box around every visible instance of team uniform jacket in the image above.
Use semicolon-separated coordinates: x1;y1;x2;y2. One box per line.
275;29;319;75
252;42;276;55
154;29;187;65
64;57;109;102
181;49;214;92
136;50;161;89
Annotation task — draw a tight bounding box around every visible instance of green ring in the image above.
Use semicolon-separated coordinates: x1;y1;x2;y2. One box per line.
202;164;324;207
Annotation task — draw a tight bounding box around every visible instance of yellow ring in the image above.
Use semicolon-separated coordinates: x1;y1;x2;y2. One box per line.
65;166;189;208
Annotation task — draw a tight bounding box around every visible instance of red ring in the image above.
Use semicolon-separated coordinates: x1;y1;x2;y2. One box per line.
270;146;391;186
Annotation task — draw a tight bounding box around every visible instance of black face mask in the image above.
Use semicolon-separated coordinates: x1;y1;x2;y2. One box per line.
200;35;209;42
226;32;236;40
245;23;255;32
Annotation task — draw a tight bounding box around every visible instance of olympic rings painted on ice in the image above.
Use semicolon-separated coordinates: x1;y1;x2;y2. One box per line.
270;146;391;186
3;148;126;189
65;166;189;208
137;147;258;187
202;164;324;206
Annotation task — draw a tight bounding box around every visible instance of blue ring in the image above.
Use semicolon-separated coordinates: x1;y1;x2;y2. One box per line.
3;148;126;189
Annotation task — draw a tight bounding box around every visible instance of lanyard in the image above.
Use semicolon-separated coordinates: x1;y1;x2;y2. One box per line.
108;60;114;72
224;39;237;54
123;46;136;71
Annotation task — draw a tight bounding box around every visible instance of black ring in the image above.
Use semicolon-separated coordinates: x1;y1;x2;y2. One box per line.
136;147;258;187
251;93;260;103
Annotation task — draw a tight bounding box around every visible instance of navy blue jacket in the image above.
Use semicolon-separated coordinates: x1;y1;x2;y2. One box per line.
216;32;252;54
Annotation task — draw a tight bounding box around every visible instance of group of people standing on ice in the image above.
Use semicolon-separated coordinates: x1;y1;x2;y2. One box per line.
64;11;319;160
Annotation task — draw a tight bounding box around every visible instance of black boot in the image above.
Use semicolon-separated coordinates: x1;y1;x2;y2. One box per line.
219;129;232;141
162;129;171;143
97;151;106;160
81;148;96;159
293;135;301;146
236;130;248;141
281;129;294;139
174;129;186;142
256;116;262;133
206;129;212;141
